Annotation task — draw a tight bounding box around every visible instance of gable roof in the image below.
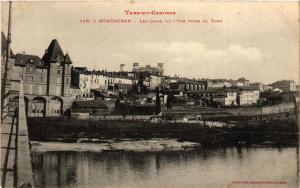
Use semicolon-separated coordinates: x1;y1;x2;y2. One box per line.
73;67;88;73
42;39;64;62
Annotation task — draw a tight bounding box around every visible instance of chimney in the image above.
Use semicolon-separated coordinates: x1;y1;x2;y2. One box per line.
158;63;164;75
158;63;164;69
120;64;125;72
133;62;139;71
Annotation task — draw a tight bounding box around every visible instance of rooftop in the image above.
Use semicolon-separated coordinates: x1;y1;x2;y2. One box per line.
14;53;45;67
73;67;136;80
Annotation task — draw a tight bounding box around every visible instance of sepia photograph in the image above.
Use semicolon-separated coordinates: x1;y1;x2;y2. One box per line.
0;1;299;188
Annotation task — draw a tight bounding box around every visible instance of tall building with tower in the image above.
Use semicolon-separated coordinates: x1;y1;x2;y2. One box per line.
1;32;74;117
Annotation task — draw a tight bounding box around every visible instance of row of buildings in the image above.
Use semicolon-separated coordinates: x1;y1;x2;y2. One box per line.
249;80;297;92
71;64;165;100
202;78;297;93
1;32;297;118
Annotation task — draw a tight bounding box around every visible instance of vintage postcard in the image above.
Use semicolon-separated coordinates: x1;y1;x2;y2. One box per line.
0;1;299;188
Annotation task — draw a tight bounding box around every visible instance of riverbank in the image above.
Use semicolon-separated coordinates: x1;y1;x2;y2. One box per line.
30;139;200;153
27;117;298;147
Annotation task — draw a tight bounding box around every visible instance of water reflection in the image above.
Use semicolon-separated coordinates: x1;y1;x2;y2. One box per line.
32;147;298;188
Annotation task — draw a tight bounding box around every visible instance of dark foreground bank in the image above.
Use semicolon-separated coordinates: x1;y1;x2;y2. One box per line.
27;117;298;147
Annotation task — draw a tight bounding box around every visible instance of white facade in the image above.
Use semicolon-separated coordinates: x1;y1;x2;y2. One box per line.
90;74;108;91
72;74;94;100
239;90;259;105
78;72;134;93
149;75;163;89
213;91;237;106
79;73;92;93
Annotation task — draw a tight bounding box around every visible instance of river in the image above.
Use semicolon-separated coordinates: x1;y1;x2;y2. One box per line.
31;145;299;188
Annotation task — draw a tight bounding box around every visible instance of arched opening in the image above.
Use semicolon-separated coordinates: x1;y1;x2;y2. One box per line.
31;97;46;117
49;97;63;116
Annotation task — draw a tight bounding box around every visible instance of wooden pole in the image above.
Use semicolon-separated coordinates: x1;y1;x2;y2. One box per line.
1;1;13;122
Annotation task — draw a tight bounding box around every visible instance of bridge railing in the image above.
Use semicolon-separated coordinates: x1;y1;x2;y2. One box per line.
16;81;34;187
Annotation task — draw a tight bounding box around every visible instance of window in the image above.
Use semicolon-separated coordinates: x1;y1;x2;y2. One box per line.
20;75;24;80
66;78;69;84
29;76;33;81
57;70;61;74
39;77;43;82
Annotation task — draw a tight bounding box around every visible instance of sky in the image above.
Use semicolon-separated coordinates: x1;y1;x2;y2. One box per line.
1;1;299;84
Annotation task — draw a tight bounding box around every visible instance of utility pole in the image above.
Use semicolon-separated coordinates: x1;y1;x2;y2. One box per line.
1;1;13;123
